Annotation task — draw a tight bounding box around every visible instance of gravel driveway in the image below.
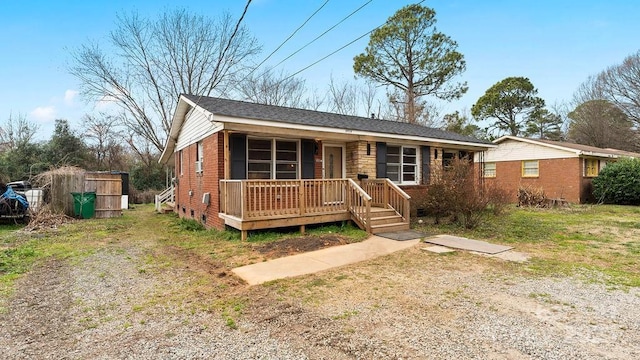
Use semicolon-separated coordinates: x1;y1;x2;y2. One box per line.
1;242;638;359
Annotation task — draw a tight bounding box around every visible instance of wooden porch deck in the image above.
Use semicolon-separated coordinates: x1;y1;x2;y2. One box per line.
219;179;411;240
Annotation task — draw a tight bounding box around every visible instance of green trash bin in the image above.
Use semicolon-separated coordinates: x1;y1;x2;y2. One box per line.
71;192;96;219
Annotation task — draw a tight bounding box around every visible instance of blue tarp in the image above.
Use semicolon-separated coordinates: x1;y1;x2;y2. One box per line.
1;186;29;209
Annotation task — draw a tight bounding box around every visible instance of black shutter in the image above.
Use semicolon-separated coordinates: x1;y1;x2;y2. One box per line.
376;142;387;178
421;146;431;185
229;134;246;179
301;140;316;179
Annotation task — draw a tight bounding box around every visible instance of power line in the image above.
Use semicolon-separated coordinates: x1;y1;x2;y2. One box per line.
244;0;330;81
280;0;425;83
267;0;373;73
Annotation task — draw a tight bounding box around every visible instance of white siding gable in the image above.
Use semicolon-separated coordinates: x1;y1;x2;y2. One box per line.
176;108;223;151
479;139;577;162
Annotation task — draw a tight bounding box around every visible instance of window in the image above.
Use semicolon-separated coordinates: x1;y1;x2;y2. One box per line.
179;150;183;176
585;158;599;177
195;142;204;173
522;160;539;177
386;145;418;184
443;150;457;168
247;138;299;179
276;140;298;179
483;162;496;178
248;139;272;179
196;142;203;162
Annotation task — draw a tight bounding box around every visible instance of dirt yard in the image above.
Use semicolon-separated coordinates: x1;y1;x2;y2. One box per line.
1;208;639;359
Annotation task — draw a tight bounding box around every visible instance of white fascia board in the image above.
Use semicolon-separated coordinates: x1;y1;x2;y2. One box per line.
578;151;619;159
213;114;494;149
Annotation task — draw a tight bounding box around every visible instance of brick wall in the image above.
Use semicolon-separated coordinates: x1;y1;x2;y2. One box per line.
174;132;225;230
484;157;583;203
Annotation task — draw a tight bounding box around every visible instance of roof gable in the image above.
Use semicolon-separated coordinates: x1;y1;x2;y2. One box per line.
492;136;640;159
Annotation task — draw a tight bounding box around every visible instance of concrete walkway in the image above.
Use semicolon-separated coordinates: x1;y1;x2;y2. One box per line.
232;235;421;285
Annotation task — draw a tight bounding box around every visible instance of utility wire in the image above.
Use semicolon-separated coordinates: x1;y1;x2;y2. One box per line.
244;0;330;81
279;0;425;83
267;0;373;72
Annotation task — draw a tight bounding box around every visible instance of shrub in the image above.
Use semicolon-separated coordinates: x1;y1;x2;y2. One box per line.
416;158;509;228
517;185;548;207
592;158;640;205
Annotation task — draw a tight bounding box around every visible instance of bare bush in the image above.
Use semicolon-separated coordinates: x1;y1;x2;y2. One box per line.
517;185;548;207
416;158;509;228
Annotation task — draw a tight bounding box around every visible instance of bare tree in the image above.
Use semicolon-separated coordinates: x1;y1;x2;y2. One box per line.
360;80;379;119
0;113;40;151
236;69;308;107
326;76;358;116
83;113;127;170
568;99;638;151
596;51;640;127
384;89;441;127
70;8;260;153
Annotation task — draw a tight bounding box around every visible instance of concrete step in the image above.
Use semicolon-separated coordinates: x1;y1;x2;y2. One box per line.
371;222;410;234
370;215;404;226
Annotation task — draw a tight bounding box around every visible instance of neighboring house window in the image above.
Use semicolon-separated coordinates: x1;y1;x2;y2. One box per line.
179;150;183;176
483;162;496;178
247;138;299;179
386;145;418;184
522;160;539;177
585;158;599;177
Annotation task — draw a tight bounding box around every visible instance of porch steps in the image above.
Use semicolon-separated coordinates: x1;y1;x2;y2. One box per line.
371;222;410;234
161;202;175;214
369;207;410;234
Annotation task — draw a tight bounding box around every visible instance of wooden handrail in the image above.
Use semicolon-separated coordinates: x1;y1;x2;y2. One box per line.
362;179;411;224
347;178;372;201
383;178;411;200
346;178;371;232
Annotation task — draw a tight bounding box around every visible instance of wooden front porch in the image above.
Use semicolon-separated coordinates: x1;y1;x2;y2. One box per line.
219;179;410;240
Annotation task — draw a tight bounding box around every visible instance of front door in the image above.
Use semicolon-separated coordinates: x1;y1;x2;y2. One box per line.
323;145;344;203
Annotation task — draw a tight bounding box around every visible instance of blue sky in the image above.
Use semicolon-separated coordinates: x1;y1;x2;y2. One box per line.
1;0;639;139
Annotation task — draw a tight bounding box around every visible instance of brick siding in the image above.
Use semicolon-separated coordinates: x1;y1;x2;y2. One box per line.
484;157;583;203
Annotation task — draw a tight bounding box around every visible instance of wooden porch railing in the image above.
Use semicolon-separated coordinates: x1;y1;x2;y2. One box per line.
220;179;354;220
346;178;372;232
362;179;411;223
154;184;174;212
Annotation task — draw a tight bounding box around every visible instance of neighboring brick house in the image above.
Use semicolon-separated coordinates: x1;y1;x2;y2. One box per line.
476;136;640;203
159;94;493;239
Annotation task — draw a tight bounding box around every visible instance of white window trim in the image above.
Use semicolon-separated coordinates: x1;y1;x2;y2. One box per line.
179;150;183;176
247;137;300;180
387;144;419;185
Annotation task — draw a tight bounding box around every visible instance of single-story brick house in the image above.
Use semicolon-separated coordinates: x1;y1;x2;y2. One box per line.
159;94;493;239
476;136;640;203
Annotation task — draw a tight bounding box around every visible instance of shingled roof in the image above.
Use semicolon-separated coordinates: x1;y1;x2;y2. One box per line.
182;94;491;145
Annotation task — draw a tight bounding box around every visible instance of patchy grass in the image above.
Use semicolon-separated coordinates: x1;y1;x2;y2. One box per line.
415;204;640;288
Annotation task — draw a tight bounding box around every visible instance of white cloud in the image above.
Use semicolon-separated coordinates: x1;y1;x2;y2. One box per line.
64;89;79;106
30;106;57;122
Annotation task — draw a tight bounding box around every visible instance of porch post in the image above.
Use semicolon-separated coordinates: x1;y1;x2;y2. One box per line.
299;179;306;215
